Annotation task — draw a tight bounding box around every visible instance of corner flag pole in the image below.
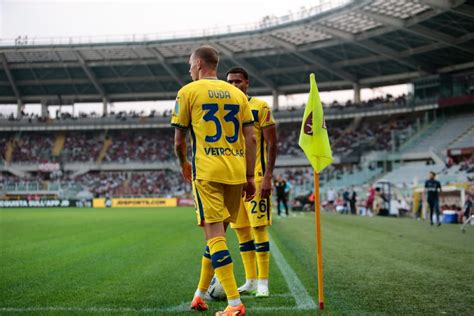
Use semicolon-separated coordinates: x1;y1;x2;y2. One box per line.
314;171;324;310
298;73;332;311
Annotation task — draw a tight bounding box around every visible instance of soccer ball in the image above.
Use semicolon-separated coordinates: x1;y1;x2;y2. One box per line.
207;275;226;301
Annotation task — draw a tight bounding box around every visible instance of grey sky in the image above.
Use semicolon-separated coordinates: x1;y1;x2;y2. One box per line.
1;0;324;40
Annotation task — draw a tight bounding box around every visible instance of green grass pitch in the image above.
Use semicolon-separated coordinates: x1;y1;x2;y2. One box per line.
1;207;473;315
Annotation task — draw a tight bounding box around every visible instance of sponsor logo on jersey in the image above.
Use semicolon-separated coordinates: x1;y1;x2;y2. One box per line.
204;147;244;157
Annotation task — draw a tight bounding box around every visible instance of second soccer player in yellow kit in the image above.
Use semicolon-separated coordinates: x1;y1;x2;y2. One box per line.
227;67;277;297
172;47;256;316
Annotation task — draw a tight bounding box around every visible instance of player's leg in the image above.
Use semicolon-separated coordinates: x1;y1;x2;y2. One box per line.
248;185;271;298
191;245;212;311
435;199;441;226
211;182;246;315
283;196;289;216
428;200;434;225
253;225;270;297
234;227;257;294
190;181;211;311
230;199;257;294
206;227;240;304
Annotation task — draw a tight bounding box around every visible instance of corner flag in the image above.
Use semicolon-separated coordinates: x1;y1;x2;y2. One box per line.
298;73;332;173
298;73;332;311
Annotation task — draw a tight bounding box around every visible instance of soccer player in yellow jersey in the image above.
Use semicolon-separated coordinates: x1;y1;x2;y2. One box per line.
171;46;256;316
226;67;277;298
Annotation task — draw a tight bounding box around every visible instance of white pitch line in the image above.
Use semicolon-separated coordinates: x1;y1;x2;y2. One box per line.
269;233;317;310
241;293;292;298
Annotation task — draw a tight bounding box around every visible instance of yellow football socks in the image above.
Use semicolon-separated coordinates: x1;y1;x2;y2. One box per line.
253;226;270;279
197;245;214;293
235;227;257;280
208;236;240;300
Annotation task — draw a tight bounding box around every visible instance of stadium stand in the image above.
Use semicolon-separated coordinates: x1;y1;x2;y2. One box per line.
1;170;191;199
449;126;474;149
401;112;474;155
11;132;55;163
103;130;175;163
0;0;473;208
379;162;445;187
62;131;104;162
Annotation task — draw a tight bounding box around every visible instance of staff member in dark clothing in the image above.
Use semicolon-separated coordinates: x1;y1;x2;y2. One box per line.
464;194;472;222
350;187;357;215
425;171;442;226
274;175;289;216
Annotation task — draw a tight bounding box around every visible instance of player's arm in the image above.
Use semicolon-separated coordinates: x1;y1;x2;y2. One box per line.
259;103;277;198
260;124;277;198
243;124;256;201
171;91;191;182
174;129;192;182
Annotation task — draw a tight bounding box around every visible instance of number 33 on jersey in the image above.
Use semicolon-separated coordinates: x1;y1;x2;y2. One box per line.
171;79;254;185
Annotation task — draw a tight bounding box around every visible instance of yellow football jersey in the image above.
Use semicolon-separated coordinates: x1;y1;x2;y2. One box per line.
171;79;254;185
249;97;276;180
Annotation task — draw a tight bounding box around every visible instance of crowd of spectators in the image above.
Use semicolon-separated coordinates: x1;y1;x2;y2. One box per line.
324;94;408;110
62;132;103;162
444;155;474;182
61;170;190;198
1;93;411;123
11;132;54;163
276;116;416;158
334;116;415;156
276;121;346;157
1;170;189;198
458;156;474;174
0;108;174;123
2;113;418;165
276;94;409;113
103;130;175;163
277;167;313;186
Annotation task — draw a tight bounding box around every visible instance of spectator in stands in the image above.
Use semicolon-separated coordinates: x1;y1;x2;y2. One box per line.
425;171;442;226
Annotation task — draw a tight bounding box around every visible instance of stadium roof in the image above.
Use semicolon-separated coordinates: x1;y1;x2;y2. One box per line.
0;0;473;105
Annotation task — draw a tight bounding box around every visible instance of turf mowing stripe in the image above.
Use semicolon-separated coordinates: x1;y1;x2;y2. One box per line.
269;234;317;310
0;304;314;313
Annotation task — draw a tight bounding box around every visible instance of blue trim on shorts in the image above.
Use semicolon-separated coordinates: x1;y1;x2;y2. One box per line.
195;185;205;222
